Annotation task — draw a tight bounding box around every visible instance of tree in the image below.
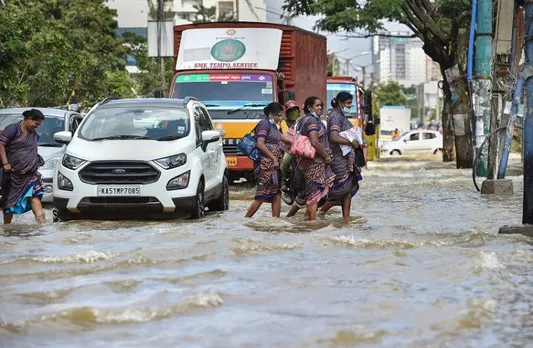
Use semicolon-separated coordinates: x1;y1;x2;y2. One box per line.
1;0;131;107
282;0;473;168
375;81;408;106
193;4;217;23
122;31;174;97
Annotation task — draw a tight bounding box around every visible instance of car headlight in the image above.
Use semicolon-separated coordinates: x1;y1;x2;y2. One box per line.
154;153;187;170
41;156;62;170
57;172;73;191
62;154;86;170
167;171;190;190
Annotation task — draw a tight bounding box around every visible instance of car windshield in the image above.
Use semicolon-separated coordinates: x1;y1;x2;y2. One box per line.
0;113;64;147
78;106;190;141
171;73;274;119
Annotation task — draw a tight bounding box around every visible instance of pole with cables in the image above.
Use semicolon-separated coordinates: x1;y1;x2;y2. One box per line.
472;0;493;177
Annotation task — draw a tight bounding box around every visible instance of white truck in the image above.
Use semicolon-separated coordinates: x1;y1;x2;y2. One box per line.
379;106;412;141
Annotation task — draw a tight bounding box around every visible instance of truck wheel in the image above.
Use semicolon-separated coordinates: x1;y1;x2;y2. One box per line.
191;180;205;219
208;175;229;212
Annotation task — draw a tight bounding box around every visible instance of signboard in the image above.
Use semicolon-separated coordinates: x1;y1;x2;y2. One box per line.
147;21;174;57
176;28;283;71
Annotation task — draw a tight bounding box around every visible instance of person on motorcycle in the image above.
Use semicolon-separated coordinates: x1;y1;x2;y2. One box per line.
280;100;301;194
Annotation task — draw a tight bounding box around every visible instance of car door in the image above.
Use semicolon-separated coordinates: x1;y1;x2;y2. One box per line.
193;107;211;188
199;107;223;183
421;131;437;151
403;131;424;152
196;106;220;190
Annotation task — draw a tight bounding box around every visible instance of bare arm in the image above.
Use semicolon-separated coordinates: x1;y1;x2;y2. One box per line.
256;137;277;162
0;144;11;173
308;131;330;161
280;134;292;145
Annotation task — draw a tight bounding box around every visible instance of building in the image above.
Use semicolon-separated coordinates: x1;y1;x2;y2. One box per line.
106;0;267;73
426;56;441;81
106;0;266;27
371;33;428;87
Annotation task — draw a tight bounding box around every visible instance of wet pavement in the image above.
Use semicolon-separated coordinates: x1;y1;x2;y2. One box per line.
0;154;530;347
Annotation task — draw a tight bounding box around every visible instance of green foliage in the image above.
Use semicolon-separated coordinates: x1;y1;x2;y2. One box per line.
375;81;408;106
104;71;137;99
121;32;174;97
0;0;132;108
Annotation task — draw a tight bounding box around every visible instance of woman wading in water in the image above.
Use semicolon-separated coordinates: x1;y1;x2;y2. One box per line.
0;109;46;224
245;102;292;218
320;92;363;222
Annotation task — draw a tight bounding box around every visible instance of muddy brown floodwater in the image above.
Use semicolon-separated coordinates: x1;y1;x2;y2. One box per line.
1;154;531;347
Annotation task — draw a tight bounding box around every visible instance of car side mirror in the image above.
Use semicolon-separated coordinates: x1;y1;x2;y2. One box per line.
54;131;72;144
201;130;220;151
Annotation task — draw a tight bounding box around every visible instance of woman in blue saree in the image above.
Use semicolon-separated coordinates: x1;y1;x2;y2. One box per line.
0;109;46;224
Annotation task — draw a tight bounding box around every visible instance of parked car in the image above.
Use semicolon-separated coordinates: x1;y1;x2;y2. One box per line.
0;108;83;203
380;130;443;155
52;97;229;221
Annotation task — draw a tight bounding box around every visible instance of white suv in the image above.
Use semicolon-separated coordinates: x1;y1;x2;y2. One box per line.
52;97;229;221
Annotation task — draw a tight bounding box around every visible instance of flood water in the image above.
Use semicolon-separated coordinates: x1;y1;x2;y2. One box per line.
1;154;530;347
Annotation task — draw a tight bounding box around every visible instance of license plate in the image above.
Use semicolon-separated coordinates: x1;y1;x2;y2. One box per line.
97;186;141;196
226;157;238;167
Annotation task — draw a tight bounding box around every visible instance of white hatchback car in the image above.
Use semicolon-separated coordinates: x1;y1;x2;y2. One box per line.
52;97;229;221
381;130;443;155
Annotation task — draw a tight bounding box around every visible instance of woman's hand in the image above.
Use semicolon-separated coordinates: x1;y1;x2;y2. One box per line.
351;140;360;149
3;163;11;173
324;155;332;164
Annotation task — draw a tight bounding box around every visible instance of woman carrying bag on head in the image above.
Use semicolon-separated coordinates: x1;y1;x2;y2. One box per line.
245;102;292;218
319;92;363;222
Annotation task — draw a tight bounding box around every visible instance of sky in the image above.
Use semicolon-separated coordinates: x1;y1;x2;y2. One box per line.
262;0;409;80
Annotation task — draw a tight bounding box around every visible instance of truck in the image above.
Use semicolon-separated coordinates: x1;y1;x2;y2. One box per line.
326;76;362;127
169;22;328;182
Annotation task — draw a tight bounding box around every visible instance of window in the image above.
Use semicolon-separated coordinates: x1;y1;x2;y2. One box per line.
409;132;420;141
198;108;214;131
218;1;234;17
423;132;436;140
194;108;202;146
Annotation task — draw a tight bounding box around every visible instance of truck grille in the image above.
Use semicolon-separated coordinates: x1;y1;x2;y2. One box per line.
223;138;243;155
79;161;160;185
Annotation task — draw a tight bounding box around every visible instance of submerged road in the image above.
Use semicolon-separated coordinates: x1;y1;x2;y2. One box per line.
0;154;530;347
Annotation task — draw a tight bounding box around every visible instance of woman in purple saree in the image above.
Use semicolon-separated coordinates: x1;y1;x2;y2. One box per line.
0;109;46;224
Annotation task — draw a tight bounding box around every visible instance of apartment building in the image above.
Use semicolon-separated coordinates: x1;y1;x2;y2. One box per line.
371;33;428;87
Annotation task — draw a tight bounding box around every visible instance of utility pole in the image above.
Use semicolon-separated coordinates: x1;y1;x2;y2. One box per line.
157;0;165;92
499;1;533;235
473;0;493;177
361;66;366;88
486;0;515;182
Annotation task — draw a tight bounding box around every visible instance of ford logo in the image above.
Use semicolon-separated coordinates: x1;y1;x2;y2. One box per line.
112;169;126;174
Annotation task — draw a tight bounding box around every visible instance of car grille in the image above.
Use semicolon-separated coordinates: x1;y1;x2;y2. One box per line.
87;197;158;204
223;138;243;155
79;161;160;185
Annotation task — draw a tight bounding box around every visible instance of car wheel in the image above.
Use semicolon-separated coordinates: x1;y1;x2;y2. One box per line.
52;207;73;222
433;148;442;155
208;175;229;212
191;180;205;219
390;150;401;156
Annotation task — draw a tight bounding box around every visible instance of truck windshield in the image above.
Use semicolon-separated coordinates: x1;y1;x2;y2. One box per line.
327;83;358;116
171;73;275;119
